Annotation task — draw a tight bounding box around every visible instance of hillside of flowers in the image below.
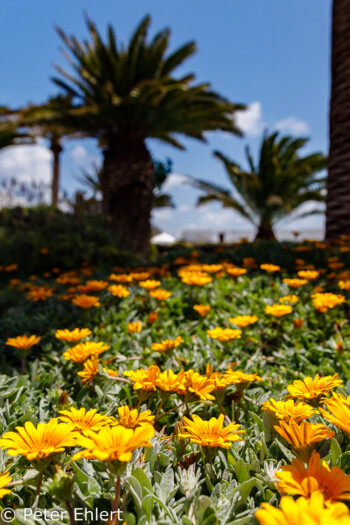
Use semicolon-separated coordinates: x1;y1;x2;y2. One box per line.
1;239;350;524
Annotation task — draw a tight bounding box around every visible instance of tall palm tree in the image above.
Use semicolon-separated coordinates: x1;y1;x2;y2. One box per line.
326;0;350;239
190;132;327;240
78;158;175;209
51;15;245;254
17;95;77;208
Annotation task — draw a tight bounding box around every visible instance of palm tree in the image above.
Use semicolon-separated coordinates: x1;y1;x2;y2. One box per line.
79;157;175;209
326;0;350;239
0;107;32;150
17;95;77;208
190;131;327;240
51;15;245;254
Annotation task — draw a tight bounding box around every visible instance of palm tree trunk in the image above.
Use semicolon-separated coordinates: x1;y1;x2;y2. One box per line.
101;134;154;256
50;140;63;208
255;221;276;241
326;0;350;239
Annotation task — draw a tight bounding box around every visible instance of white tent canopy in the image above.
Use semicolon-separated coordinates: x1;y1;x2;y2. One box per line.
151;232;177;245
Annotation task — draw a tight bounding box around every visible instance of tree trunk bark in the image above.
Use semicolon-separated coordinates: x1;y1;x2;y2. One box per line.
50;140;63;208
100;135;154;256
255;222;276;241
326;0;350;239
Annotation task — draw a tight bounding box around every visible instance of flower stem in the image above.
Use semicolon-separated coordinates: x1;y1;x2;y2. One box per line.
65;500;76;525
110;476;121;525
33;471;43;509
20;356;26;375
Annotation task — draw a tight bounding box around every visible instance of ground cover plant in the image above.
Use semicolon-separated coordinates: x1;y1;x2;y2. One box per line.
1;239;350;524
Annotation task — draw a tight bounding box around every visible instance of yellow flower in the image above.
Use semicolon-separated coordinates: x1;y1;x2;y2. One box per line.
0;472;12;498
130;272;151;281
261;398;317;422
108;284;130;298
63;341;109;363
5;335;41;352
127;321;143;334
276;451;350;502
279;295;299;304
265;304;293;317
181;272;212;286
59;408;112;432
319;393;350;436
255;492;350;525
298;270;320;280
0;419;78;461
225;267;247;277
155;369;186;393
339;280;350;291
124;365;160;392
114;406;155;429
139;279;161;290
193;304;211;316
72;294;101;309
283;278;308;288
179;414;244;449
311;293;346;312
185;371;215;401
224;368;262;385
27;286;54;301
202;264;223;274
77;280;108;293
260;264;281;273
55;328;91;344
108;273;133;283
228;315;258;328
77;356;100;384
207;327;242;341
275;420;334;462
151;336;184;353
149;289;172;300
287;374;343;403
73;424;155;463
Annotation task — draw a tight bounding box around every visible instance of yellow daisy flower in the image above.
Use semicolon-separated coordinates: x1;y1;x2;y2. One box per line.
179;414;244;449
63;341;109;363
5;335;41;352
0;472;12;498
0;419;78;462
55;328;91;344
73;424;155;463
59;408;112;432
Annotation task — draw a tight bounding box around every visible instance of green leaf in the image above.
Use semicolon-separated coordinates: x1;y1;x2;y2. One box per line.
127;476;143;513
133;468;153;496
330;438;342;466
232;478;256;509
141;494;154;521
195;495;217;523
234;458;250;483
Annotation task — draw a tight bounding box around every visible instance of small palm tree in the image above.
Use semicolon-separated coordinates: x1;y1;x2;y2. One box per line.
0;107;32;151
17;95;77;207
190;131;327;240
52;15;245;254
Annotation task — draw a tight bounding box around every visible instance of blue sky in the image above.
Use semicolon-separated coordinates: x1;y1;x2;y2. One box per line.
0;0;331;237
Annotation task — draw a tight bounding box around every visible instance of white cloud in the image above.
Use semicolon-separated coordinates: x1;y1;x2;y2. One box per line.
161;173;189;191
70;145;88;162
275;116;310;135
0;142;52;183
235;102;265;137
